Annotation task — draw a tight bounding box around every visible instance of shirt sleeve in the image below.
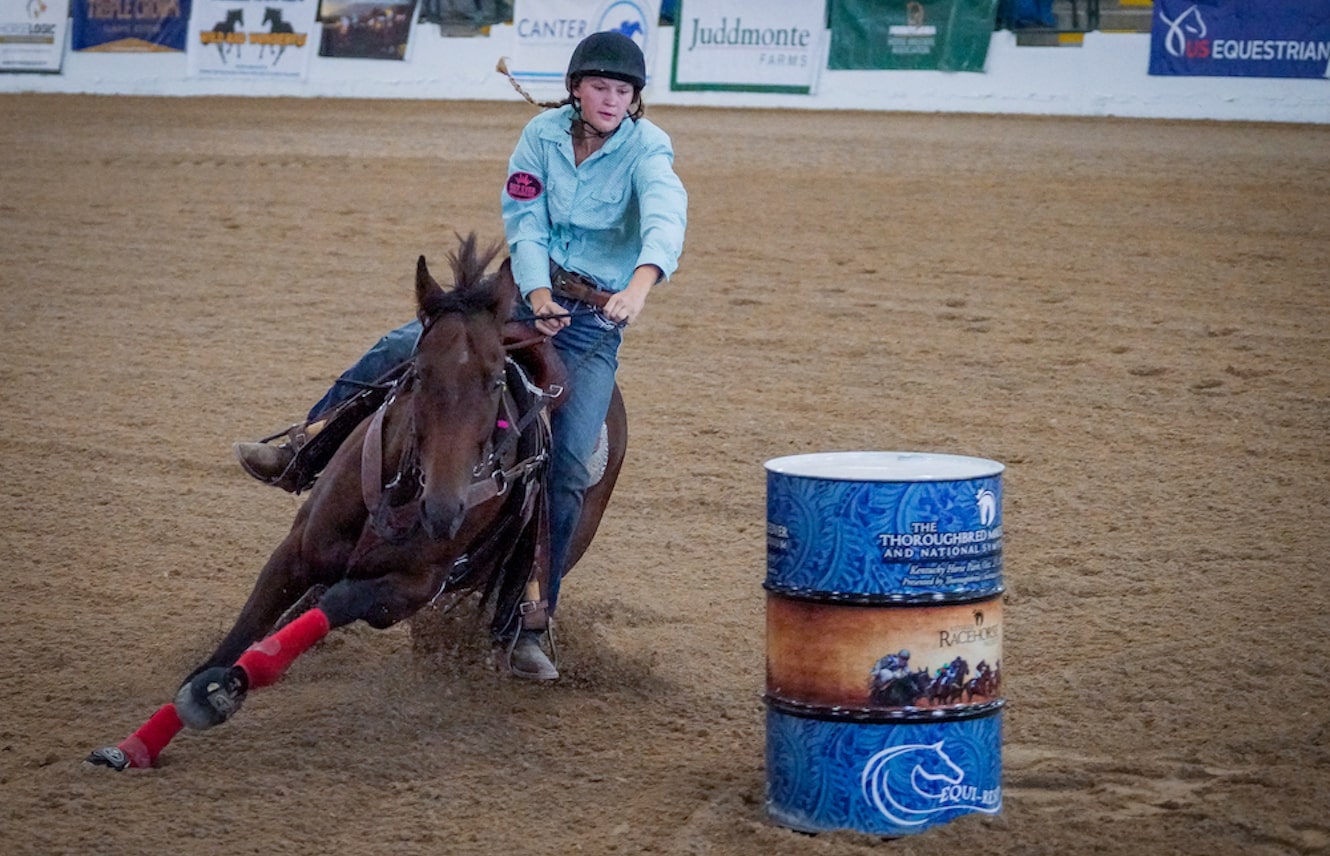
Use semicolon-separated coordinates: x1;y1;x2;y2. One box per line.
502;120;554;298
632;141;688;281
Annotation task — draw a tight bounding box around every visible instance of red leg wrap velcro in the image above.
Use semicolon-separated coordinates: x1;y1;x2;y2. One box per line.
235;608;331;689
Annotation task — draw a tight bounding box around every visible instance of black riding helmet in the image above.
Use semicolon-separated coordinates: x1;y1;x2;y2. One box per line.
566;31;647;91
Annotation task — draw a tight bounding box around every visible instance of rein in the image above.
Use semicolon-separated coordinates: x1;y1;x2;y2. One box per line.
361;357;558;543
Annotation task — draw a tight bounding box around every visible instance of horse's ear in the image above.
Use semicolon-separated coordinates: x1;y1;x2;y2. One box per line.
492;257;519;322
416;254;444;324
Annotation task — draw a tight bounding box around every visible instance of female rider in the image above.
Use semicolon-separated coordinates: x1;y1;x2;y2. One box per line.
234;31;688;681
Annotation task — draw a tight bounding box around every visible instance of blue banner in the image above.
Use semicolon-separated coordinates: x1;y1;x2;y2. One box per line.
72;0;190;52
1150;0;1330;79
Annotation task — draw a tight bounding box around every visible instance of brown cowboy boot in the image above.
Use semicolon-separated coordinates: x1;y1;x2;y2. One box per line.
508;628;559;681
234;419;325;488
234;441;296;482
500;579;559;681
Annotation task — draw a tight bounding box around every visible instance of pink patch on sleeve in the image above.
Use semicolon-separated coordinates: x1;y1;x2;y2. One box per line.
506;171;543;201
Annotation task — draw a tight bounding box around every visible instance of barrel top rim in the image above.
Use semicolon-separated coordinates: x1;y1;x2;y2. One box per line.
764;451;1005;482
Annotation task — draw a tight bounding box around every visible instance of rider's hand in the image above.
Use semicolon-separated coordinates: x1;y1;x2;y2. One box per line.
602;265;661;326
528;288;569;338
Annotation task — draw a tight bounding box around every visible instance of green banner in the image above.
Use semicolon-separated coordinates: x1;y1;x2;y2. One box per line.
829;0;998;71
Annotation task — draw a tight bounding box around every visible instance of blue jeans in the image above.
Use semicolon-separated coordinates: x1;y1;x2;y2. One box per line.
307;321;422;421
542;299;622;614
308;304;621;616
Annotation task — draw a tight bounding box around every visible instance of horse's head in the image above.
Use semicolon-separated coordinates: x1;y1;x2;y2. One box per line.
410;236;517;540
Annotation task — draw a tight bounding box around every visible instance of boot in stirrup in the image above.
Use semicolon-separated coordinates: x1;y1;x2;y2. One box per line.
234;419;323;490
508;628;559;681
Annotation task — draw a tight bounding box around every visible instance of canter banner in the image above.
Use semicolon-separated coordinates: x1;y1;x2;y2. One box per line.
828;0;998;72
508;0;661;93
1149;0;1330;79
669;0;827;94
1;0;71;71
186;0;319;78
72;0;190;51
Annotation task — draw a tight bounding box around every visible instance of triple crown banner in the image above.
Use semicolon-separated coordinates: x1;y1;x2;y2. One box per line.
71;0;191;52
1149;0;1330;79
828;0;998;72
187;0;319;78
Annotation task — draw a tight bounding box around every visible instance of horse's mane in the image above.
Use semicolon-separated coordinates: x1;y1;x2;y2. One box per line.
420;234;506;319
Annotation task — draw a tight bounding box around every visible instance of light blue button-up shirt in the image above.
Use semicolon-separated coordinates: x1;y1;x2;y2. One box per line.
502;105;688;298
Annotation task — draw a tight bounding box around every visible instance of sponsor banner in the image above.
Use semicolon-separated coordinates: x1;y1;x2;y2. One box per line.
417;0;508;36
767;594;1003;715
766;707;1003;835
72;0;190;52
669;0;827;94
828;0;999;72
317;0;416;60
1;0;70;71
187;0;319;78
508;0;661;92
1150;0;1330;79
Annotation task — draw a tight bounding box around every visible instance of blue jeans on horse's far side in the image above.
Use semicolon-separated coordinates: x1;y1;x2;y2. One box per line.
305;302;622;618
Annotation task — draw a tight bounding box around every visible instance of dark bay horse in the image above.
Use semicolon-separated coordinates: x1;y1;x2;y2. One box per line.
86;236;627;770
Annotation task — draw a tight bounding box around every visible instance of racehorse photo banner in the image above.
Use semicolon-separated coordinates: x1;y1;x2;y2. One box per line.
669;0;828;94
1149;0;1330;79
71;0;190;52
0;0;71;71
828;0;999;72
507;0;662;92
186;0;319;78
317;0;417;60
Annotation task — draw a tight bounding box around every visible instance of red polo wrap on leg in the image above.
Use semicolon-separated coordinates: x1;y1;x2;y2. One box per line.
119;703;184;768
236;608;331;689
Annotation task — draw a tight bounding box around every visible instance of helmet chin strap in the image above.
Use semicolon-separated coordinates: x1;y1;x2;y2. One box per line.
570;101;622;139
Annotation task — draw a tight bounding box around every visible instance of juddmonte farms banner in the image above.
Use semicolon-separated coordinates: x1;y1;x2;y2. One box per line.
187;0;319;78
829;0;998;72
508;0;662;91
670;0;828;94
1149;0;1330;79
1;0;70;70
72;0;190;51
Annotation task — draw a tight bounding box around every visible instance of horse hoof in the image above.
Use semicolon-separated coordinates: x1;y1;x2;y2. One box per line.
84;746;130;771
174;666;249;730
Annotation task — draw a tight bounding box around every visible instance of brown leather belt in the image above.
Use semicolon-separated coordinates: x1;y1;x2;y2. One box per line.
550;268;612;310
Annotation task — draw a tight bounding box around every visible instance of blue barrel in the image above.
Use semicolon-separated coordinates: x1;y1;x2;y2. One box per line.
764;451;1005;836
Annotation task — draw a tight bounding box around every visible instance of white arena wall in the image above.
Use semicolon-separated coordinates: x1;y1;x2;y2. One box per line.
4;25;1329;124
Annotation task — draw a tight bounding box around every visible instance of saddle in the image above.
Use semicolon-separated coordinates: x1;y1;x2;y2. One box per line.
268;323;571;494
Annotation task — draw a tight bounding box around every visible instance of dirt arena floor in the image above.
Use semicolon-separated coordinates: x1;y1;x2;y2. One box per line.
1;94;1327;855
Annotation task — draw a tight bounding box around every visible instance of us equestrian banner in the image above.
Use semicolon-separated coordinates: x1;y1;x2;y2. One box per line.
0;0;71;71
828;0;999;72
1149;0;1330;79
507;0;662;92
71;0;190;52
669;0;828;94
186;0;319;78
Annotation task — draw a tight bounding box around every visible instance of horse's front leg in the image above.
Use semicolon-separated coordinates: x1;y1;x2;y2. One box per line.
84;520;335;771
172;564;443;733
183;524;322;684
